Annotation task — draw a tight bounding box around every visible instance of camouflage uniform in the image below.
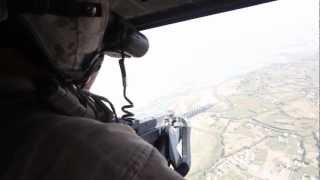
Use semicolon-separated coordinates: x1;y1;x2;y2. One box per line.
0;79;184;180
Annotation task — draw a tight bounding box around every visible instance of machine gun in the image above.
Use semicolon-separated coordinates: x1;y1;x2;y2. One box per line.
124;113;191;177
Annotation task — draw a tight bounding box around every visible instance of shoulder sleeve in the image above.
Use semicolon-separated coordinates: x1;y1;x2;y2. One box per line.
4;114;184;180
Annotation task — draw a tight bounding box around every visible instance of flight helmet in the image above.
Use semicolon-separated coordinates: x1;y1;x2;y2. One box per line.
0;0;110;85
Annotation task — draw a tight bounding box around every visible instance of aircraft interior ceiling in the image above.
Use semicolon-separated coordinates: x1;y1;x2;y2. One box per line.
111;0;276;30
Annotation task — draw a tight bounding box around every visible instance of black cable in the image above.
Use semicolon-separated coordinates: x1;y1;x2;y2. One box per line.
81;90;119;122
88;92;119;122
119;52;135;124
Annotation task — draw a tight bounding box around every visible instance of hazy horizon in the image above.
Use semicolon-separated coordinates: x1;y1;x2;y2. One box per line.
92;0;319;115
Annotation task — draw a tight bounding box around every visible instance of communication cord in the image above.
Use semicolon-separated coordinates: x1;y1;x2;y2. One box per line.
119;52;135;124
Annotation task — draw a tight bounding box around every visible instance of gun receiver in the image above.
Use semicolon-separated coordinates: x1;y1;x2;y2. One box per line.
127;113;191;177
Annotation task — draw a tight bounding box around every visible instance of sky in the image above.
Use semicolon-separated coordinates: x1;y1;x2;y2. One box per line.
92;0;319;115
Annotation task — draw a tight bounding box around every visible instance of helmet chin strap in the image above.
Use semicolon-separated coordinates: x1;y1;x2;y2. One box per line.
78;51;105;89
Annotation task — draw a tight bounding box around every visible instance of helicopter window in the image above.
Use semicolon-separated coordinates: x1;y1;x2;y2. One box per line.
93;0;319;179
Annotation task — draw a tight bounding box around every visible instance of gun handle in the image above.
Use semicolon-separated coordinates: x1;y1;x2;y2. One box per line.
176;126;191;176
